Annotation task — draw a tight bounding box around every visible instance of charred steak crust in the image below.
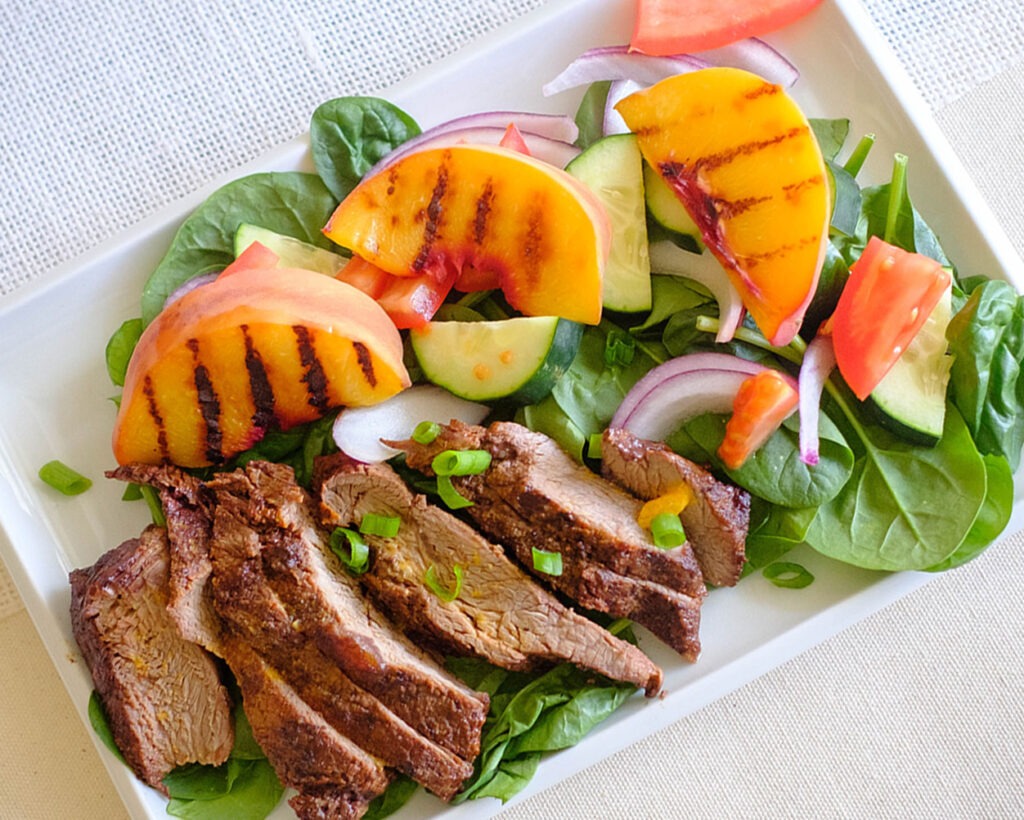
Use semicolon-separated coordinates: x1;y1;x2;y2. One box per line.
68;526;234;792
388;420;707;660
315;456;664;695
220;633;389;819
600;428;750;588
206;463;482;800
106;463;222;651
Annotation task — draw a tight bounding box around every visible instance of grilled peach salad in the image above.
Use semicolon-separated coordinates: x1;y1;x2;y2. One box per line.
58;1;1024;818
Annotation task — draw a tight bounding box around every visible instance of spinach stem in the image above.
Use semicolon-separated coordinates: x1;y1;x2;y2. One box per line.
884;153;909;244
842;133;876;178
694;316;804;366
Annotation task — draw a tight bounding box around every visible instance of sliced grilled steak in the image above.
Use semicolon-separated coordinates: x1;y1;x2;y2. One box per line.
107;464;221;651
315;456;663;694
208;464;480;799
601;428;750;587
69;526;234;792
389;421;706;659
220;633;388;820
460;483;703;661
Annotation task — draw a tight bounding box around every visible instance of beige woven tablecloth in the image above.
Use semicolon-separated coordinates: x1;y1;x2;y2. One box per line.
2;1;1023;818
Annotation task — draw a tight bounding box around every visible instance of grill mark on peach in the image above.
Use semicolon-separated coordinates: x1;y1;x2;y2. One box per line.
241;324;276;435
712;194;773;219
694;127;808;173
412;154;450;273
520;203;544;290
142;373;170;462
293;325;330;411
472;179;494;246
743;82;780;102
353;340;377;388
187;338;224;464
735;234;822;268
782;174;826;200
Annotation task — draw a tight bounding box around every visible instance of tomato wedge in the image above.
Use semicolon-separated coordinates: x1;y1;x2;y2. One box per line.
629;0;824;55
718;369;799;470
830;236;952;401
336;255;455;329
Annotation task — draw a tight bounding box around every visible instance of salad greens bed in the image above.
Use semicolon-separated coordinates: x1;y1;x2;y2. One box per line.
98;74;1024;820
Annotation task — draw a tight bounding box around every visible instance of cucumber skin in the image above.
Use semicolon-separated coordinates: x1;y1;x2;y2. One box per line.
412;318;583;406
506;319;584;405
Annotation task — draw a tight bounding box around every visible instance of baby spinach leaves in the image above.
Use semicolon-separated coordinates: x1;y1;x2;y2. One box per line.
140;172;338;324
310;97;421;201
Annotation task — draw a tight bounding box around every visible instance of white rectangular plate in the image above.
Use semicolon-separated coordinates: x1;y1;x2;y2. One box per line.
2;0;1022;817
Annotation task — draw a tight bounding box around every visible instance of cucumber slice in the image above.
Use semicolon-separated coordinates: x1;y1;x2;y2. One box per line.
566;134;651;314
411;316;583;404
643;162;703;250
234;223;348;275
870;283;953;445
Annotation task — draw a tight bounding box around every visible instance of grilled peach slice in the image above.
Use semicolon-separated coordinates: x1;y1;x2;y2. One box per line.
322;144;610;325
112;243;409;467
617;67;829;345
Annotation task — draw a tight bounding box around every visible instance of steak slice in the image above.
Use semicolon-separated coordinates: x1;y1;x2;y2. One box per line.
107;464;221;652
208;466;479;800
69;526;234;792
389;420;706;659
462;485;703;661
207;462;487;761
315;456;663;695
391;420;705;598
220;633;388;820
601;428;750;587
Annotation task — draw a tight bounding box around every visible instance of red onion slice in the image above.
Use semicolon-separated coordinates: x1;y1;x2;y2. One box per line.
543;46;708;96
365;112;580;178
797;333;837;465
696;37;800;88
163;271;219;310
603;79;643;136
648;241;744;342
332;384;489;463
611;352;766;441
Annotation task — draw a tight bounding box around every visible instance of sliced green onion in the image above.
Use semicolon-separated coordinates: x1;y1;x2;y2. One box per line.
412;420;441;445
329;527;370;575
763;561;814;589
587;432;603;460
604;329;636;367
425;563;463;602
38;460;92;496
650;512;686;549
531;547;563;576
359;512;401;538
436;475;474;509
431;449;492;476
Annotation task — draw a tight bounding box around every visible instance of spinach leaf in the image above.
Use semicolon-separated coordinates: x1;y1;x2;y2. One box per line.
946;279;1024;470
631;274;712;333
826;160;862;238
140;172;338;324
800;241;849;340
310;97;421;201
449;657;636;804
803;404;987;570
743;501;818;572
676;411;854;509
927;452;1013;571
573;81;611;149
105;318;143;386
520;322;663;461
809;117;850;161
166;759;283;820
363;776;419;820
87;690;125;763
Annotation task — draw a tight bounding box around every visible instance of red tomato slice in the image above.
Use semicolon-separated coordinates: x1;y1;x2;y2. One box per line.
630;0;823;55
830;236;951;401
336;255;454;329
718;369;799;470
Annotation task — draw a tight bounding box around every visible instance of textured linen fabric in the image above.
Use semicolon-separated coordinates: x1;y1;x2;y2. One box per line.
1;1;1023;819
